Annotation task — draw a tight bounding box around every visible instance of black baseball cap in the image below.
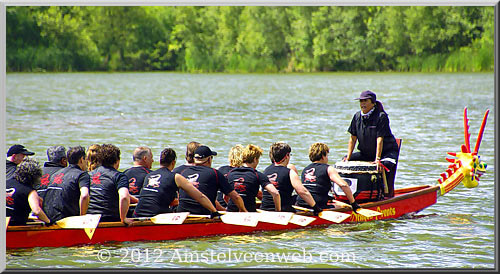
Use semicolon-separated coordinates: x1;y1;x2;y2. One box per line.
194;145;217;159
7;144;35;156
355;90;377;102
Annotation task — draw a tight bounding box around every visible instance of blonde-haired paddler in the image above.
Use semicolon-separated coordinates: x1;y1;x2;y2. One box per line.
226;144;281;212
296;142;361;213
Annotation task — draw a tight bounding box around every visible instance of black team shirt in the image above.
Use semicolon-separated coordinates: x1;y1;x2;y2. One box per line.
296;163;332;209
262;164;295;212
226;166;271;212
177;165;233;215
6;178;34;226
134;167;178;217
123;166;151;197
42;164;90;223
87;166;129;221
6;160;17;180
216;165;234;208
347;107;398;160
37;162;66;200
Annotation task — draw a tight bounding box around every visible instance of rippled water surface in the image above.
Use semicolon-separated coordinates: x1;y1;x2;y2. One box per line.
5;72;495;269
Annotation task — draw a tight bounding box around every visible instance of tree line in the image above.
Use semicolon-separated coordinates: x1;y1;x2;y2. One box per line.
6;6;494;73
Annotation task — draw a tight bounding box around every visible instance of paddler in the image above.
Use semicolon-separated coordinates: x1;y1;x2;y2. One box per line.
344;90;399;197
177;145;247;214
133;148;221;218
296;142;361;212
37;146;68;200
262;142;321;214
123;146;154;203
226;144;281;212
87;144;133;225
6;144;35;180
6;158;51;225
172;141;201;174
42;146;90;223
216;144;244;208
86;144;101;171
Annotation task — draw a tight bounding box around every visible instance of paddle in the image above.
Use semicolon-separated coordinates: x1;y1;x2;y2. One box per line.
133;212;192;224
331;200;382;218
188;211;261;227
6;217;10;228
56;214;101;240
220;212;260;227
292;205;351;224
288;214;316;227
256;209;294;225
150;212;189;224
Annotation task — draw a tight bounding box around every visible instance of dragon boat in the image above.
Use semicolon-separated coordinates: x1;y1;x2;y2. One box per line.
5;108;489;249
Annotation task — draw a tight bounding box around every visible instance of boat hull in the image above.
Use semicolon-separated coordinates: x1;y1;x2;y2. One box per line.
6;185;439;249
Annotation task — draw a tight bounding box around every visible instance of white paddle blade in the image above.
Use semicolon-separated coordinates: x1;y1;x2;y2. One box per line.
289;214;316;227
220;212;259;227
356;208;382;218
319;211;351;223
151;212;189;224
56;214;101;229
256;211;293;225
56;214;101;240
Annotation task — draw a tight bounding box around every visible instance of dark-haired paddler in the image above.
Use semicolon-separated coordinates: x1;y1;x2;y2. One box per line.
134;148;220;218
42;146;90;223
87;144;133;225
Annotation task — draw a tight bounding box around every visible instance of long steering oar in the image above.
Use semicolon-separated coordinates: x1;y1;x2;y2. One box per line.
332;200;382;218
56;214;101;240
292;205;351;223
256;209;294;225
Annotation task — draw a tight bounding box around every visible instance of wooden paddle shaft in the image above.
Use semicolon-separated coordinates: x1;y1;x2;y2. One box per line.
382;169;389;194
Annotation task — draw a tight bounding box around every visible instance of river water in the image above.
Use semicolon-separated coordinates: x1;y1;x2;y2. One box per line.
4;72;495;269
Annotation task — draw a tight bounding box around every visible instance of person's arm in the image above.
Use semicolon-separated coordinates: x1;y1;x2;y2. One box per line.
175;174;217;213
129;195;139;204
227;190;248;212
215;200;226;211
78;173;91;215
346;135;357;161
287;163;298;174
28;190;50;224
264;184;281;212
290;169;316;207
256;190;263;201
327;166;356;204
118;187;132;224
79;187;90;215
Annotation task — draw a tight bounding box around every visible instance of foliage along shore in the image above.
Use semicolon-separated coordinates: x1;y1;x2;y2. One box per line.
7;6;494;73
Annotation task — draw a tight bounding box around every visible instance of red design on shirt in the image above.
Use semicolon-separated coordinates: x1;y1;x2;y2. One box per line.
267;173;278;187
53;173;65;185
234;177;246;192
304;168;317;183
92;172;102;185
40;174;50;187
6;188;15;205
129;178;138;194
